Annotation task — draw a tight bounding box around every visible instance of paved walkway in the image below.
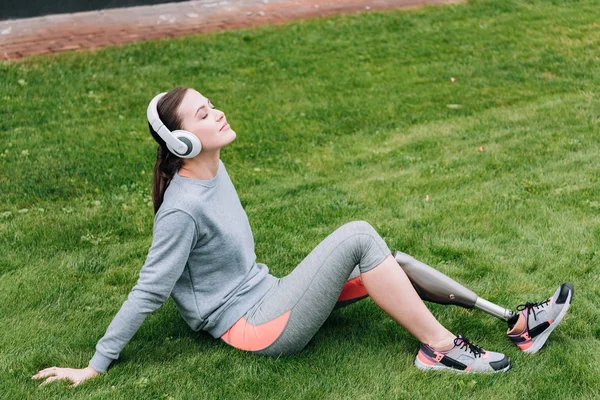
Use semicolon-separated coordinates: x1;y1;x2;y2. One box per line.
0;0;460;61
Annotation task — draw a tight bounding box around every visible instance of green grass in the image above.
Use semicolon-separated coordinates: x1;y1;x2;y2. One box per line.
1;0;599;398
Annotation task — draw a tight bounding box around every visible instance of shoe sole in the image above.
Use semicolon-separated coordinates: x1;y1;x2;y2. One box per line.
414;356;511;373
523;287;573;354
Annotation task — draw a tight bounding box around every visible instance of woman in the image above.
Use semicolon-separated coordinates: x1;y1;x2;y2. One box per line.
32;87;573;387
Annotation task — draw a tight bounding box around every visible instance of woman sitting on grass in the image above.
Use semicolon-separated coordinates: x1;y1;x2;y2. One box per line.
32;86;573;387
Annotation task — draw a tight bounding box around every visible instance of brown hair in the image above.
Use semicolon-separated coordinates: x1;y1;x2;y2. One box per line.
148;86;190;215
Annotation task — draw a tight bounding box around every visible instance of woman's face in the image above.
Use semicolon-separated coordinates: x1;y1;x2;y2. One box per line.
178;89;236;152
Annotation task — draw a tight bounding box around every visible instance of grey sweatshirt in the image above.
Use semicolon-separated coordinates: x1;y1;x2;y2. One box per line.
89;159;278;373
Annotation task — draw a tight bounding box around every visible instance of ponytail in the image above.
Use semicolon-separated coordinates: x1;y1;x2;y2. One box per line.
151;140;184;215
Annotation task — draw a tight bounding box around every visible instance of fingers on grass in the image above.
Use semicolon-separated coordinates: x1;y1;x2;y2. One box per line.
33;371;53;379
40;376;62;386
35;367;56;375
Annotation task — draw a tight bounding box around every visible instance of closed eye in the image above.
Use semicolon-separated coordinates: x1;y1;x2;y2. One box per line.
201;102;216;119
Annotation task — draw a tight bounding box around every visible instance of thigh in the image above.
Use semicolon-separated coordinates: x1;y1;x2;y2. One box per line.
220;220;391;356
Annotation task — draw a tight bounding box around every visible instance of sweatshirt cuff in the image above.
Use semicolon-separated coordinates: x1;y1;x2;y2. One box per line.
89;350;114;373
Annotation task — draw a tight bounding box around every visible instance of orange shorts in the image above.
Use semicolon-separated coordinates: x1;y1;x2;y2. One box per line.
220;276;368;351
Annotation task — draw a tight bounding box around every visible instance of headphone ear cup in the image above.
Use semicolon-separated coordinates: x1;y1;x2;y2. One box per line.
167;130;202;158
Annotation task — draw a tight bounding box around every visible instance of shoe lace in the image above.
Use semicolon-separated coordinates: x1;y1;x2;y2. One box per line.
454;334;485;358
516;299;550;321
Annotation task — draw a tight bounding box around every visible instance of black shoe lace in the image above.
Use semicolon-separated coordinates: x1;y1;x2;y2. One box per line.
516;299;550;321
454;334;485;358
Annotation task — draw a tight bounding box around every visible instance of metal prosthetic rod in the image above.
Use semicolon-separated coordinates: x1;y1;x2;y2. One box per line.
393;250;515;321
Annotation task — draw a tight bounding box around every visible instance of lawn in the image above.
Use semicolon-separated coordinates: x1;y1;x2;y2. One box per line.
1;0;599;398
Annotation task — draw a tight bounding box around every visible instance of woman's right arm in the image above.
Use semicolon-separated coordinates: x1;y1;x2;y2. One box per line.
32;208;198;384
89;208;198;373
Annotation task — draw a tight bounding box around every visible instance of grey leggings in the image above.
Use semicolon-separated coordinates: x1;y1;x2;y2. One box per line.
219;220;392;356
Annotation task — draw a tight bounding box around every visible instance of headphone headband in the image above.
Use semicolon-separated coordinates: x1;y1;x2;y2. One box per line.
147;92;190;155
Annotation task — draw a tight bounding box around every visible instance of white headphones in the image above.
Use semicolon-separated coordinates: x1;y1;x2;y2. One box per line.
147;92;202;158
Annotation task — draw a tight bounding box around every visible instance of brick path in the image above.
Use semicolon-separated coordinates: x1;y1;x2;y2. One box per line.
0;0;461;61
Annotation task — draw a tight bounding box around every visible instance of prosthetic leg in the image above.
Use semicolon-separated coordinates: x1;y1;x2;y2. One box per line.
393;250;516;322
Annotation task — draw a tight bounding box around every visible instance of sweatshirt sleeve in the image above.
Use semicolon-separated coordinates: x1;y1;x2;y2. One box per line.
89;208;198;373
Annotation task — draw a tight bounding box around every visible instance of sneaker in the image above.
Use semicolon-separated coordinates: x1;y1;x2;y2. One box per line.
507;282;574;354
415;335;511;373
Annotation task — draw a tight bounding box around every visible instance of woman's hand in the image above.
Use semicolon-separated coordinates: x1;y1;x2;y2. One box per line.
32;365;100;387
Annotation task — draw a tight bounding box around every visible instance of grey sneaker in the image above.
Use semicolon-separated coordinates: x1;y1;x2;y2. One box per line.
507;282;574;354
414;335;511;373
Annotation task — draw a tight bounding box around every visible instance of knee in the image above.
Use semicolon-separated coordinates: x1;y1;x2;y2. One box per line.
336;220;382;251
341;220;377;235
